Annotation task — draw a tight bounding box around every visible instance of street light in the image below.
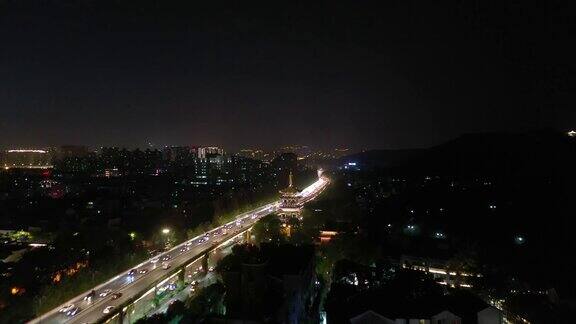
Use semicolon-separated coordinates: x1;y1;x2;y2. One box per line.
161;228;171;249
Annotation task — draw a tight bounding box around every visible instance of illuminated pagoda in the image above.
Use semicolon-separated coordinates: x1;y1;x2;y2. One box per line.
278;171;302;219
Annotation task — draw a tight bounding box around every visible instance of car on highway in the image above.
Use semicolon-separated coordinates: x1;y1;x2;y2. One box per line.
128;269;136;277
139;268;148;274
150;257;160;264
111;292;122;300
162;263;171;270
83;290;96;302
99;289;112;297
66;306;81;317
161;255;171;261
103;306;115;314
59;304;75;313
180;246;189;252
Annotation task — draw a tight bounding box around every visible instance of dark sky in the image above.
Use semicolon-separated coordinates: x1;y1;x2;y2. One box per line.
1;0;574;150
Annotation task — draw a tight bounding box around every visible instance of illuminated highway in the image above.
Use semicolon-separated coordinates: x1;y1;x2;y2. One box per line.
31;176;329;324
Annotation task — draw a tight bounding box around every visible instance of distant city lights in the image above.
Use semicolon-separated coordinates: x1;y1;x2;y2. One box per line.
343;161;360;171
7;149;47;153
434;232;446;239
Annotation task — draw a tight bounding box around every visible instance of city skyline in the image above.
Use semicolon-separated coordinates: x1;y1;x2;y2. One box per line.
0;144;357;155
1;1;575;323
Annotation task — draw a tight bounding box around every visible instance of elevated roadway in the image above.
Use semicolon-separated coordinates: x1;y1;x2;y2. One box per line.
31;176;329;324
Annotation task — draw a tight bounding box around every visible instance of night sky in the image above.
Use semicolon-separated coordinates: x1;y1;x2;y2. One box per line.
1;0;574;150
